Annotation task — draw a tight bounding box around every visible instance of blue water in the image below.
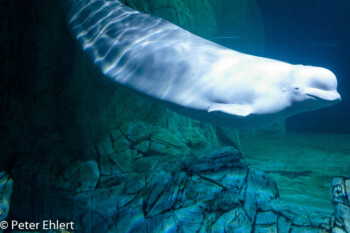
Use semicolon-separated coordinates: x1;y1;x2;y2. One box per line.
257;0;350;133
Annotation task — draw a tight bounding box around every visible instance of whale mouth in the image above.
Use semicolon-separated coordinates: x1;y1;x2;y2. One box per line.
305;88;341;103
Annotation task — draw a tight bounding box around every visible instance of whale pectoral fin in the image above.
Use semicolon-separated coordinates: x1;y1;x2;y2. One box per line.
208;103;253;117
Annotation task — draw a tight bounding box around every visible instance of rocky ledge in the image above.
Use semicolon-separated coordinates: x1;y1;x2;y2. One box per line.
2;122;350;232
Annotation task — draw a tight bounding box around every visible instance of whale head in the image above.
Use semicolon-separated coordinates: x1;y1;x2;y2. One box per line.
289;65;341;113
206;63;341;128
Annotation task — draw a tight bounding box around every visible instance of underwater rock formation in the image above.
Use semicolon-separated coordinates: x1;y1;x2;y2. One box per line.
331;176;350;232
6;123;349;232
0;172;12;232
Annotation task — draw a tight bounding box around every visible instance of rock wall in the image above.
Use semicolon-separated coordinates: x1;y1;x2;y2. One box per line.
122;0;217;39
122;0;265;53
3;124;349;232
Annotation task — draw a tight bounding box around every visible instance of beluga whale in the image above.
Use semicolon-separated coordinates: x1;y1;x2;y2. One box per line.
61;0;341;129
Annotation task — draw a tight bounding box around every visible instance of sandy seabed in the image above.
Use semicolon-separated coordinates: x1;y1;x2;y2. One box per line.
240;132;350;214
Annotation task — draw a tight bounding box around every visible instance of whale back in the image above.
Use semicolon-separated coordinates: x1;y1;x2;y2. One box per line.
62;0;229;107
61;0;341;129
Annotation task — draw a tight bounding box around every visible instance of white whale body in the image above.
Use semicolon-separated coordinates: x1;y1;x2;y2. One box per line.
62;0;341;128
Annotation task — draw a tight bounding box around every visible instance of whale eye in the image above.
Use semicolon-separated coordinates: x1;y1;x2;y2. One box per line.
294;87;300;91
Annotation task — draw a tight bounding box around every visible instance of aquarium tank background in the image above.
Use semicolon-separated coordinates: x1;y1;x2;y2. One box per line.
0;0;349;232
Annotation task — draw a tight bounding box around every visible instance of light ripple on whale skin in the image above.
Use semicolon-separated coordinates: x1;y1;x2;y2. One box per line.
61;0;341;129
